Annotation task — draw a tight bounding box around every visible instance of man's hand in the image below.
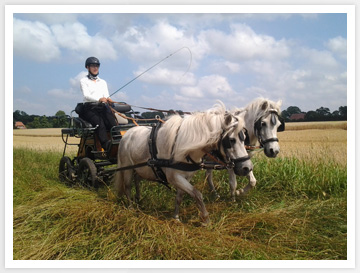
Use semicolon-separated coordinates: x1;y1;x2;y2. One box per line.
107;97;115;103
99;97;107;103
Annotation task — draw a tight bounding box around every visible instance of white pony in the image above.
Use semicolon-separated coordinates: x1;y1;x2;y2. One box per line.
206;98;284;200
114;103;253;224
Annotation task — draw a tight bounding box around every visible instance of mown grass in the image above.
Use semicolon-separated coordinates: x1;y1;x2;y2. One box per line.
12;148;347;260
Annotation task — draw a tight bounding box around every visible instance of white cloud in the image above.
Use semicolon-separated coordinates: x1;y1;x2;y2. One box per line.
69;71;87;88
180;75;234;99
13;18;117;63
15;86;32;94
199;23;290;61
112;21;205;69
51;22;117;60
210;61;241;74
133;67;197;86
13;18;61;62
325;36;347;59
300;48;338;69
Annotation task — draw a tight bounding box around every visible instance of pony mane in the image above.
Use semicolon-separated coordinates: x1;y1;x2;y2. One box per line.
243;97;282;136
160;102;227;161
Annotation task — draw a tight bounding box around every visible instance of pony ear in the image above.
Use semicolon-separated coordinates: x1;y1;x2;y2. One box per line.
261;101;268;111
224;113;232;125
276;100;283;107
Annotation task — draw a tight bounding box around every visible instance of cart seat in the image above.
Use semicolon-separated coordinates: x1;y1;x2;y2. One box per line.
112;103;132;113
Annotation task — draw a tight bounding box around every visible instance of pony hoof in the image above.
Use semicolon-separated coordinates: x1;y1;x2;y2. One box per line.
201;220;210;227
201;217;211;227
237;189;246;196
173;216;181;222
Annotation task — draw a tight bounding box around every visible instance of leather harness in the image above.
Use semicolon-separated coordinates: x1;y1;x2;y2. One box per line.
109;121;250;188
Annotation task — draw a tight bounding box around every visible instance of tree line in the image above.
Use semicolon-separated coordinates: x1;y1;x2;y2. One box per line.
13;110;69;129
13;105;347;129
281;106;347;122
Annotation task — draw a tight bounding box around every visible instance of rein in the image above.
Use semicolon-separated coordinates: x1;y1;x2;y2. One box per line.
112;102;192;115
109;104;165;125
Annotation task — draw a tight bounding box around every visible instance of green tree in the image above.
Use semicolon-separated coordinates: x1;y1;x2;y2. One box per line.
305;111;319;121
286;106;302;115
281;110;290;121
28;117;41;128
53;110;69;128
339;106;347;120
332;110;340;120
40;116;52;128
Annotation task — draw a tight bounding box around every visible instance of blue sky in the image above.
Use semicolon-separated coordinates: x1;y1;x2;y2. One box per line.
12;9;347;116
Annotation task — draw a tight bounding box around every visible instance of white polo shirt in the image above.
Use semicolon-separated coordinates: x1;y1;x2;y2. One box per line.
80;76;110;102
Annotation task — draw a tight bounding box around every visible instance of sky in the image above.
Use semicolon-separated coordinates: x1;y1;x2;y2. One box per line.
12;8;348;116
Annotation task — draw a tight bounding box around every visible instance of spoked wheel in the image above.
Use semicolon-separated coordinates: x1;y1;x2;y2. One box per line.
78;157;98;188
59;156;76;184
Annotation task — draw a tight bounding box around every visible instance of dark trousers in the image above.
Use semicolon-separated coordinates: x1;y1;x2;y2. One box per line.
79;103;117;149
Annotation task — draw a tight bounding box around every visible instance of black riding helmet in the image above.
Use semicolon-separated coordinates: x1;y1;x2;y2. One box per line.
85;57;100;68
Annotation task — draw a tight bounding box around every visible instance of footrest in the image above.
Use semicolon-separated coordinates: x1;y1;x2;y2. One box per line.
62;128;75;136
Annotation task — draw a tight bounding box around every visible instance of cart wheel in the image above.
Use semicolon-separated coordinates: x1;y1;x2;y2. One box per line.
78;157;98;188
59;156;75;184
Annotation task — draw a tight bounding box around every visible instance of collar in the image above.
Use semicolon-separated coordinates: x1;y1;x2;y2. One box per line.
87;73;98;81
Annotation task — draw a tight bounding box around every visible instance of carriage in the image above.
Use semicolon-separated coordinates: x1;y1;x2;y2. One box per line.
58;103;154;189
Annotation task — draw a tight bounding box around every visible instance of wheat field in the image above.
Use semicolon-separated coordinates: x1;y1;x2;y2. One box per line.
13;121;347;165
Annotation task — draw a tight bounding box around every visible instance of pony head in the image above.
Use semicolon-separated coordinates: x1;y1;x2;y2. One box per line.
245;98;284;158
220;111;253;176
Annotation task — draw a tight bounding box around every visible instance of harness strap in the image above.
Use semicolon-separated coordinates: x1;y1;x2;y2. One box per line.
261;137;279;145
148;122;169;186
232;155;251;163
104;162;149;174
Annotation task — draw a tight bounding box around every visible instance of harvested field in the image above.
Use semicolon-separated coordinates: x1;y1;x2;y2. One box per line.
285;121;347;130
13;121;347;165
12;120;348;260
277;129;347;167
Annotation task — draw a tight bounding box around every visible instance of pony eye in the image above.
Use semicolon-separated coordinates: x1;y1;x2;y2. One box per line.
230;138;236;145
261;121;266;127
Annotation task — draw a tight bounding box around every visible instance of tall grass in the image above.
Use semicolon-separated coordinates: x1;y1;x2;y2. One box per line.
13;148;347;260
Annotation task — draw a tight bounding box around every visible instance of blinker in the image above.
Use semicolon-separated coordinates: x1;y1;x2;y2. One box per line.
277;116;285;132
271;113;277;126
239;130;245;142
222;135;232;149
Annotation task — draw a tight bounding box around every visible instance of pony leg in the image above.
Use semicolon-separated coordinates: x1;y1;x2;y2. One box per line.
228;170;237;201
122;169;134;203
173;173;210;224
134;172;141;203
174;189;185;221
114;169;125;198
238;171;257;196
206;169;220;199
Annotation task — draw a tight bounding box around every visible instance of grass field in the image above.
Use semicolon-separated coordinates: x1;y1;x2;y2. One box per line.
12;121;347;260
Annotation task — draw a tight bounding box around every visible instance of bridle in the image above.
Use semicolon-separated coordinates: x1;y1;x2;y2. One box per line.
253;109;285;148
213;116;251;168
